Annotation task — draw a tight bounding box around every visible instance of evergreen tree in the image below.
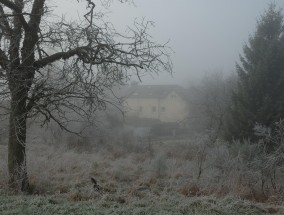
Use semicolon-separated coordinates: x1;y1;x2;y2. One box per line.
226;4;284;142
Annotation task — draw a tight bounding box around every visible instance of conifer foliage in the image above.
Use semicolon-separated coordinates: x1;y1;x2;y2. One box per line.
226;4;284;141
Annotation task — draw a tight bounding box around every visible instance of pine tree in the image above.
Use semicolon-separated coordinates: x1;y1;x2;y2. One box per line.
226;4;284;142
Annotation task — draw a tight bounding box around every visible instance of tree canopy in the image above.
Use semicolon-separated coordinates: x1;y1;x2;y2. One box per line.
0;0;172;192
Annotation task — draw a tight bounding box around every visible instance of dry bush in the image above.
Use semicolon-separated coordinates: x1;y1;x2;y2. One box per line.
163;142;198;161
195;131;284;203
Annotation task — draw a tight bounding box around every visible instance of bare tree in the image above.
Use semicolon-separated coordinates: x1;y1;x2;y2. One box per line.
0;0;172;192
188;72;235;140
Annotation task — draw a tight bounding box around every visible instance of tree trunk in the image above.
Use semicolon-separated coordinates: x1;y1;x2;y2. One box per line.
8;93;29;192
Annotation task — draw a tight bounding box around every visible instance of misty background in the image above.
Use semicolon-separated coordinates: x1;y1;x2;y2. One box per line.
54;0;284;86
2;1;284;211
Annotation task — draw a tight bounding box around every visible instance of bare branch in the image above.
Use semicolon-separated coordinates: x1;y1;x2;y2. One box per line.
0;4;12;34
28;0;45;29
0;48;8;69
33;46;89;68
0;0;30;31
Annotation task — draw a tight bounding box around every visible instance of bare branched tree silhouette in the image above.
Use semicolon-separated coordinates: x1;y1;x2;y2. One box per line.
0;0;172;192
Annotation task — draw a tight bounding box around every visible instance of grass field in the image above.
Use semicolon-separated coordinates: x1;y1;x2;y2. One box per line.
1;131;284;214
1;191;283;215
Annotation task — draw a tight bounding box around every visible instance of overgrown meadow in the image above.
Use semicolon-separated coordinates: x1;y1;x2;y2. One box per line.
1;122;284;214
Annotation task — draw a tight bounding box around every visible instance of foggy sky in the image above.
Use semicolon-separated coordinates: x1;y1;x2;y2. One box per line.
54;0;284;86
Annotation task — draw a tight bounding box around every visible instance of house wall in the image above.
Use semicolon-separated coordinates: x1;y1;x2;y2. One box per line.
126;97;160;119
158;92;189;122
125;91;189;123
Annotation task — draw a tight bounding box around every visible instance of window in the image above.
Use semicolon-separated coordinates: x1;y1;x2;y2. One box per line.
139;106;143;112
161;106;166;112
152;106;156;112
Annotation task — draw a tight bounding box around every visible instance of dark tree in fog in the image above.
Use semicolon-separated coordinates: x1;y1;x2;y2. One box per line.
226;4;284;143
0;0;172;192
